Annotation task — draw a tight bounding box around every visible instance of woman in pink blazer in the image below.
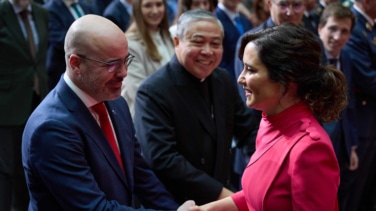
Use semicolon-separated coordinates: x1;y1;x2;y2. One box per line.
189;24;347;211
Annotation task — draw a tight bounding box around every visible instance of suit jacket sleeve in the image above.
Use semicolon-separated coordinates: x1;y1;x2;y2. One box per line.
344;11;376;98
24;97;177;210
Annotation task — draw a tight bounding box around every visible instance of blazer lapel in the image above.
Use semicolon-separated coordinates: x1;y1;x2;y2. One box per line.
210;71;225;136
105;101;133;190
247;132;307;167
245;132;308;206
0;1;30;58
171;60;217;139
57;80;129;189
31;3;47;60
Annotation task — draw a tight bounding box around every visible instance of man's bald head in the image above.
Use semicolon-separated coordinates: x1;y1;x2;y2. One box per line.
64;15;126;64
63;14;129;102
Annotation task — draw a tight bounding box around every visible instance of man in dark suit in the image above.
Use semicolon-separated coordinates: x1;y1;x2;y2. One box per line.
44;0;93;90
343;0;376;210
92;0;114;15
103;0;132;32
22;14;188;210
0;0;49;210
134;9;257;205
214;0;253;81
317;3;358;211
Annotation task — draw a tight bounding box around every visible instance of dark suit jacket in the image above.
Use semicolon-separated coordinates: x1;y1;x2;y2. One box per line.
214;7;253;81
44;0;93;90
0;1;49;125
323;50;358;164
92;0;114;15
343;7;376;141
103;0;131;32
302;12;317;35
134;55;257;205
22;77;178;210
309;2;325;33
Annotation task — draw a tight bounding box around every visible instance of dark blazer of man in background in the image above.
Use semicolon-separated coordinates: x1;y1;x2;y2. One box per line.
0;0;49;210
103;0;132;32
44;0;93;90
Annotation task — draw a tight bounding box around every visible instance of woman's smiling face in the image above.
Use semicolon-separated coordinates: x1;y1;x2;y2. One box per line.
238;42;284;115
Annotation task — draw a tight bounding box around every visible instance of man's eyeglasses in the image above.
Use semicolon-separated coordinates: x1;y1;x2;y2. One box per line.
271;0;304;13
76;54;135;73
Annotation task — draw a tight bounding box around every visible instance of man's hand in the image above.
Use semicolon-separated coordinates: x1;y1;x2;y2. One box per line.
177;200;196;211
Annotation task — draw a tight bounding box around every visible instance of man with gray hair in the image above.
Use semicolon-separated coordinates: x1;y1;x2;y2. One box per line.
134;9;258;205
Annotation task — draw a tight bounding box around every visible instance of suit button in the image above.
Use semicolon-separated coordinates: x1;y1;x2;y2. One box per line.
201;158;206;165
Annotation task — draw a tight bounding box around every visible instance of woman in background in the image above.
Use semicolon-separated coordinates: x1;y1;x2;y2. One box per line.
121;0;174;117
190;24;346;211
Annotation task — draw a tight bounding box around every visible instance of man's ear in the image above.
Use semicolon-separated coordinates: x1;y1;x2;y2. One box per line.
69;54;82;74
173;36;180;47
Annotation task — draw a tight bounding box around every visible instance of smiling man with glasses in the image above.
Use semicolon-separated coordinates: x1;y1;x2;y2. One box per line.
21;14;193;210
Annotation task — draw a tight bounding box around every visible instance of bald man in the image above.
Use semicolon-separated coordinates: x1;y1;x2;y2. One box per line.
21;14;181;210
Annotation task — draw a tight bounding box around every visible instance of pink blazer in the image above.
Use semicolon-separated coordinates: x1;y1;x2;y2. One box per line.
232;114;339;211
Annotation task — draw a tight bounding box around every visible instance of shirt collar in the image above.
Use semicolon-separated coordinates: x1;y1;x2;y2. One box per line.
63;0;79;8
217;2;241;22
324;50;339;60
8;0;32;14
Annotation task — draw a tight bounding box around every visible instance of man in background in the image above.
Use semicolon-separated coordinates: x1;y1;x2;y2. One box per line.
343;0;376;210
318;3;358;210
134;9;257;205
44;0;93;90
0;0;49;210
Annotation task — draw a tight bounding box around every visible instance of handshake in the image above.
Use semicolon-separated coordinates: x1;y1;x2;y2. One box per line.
178;200;198;211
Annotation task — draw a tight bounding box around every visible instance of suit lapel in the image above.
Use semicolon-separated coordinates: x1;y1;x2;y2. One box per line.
105;100;133;190
217;9;240;35
245;131;308;206
31;3;47;60
210;70;225;138
245;132;308;204
57;80;129;189
0;1;29;57
171;60;217;139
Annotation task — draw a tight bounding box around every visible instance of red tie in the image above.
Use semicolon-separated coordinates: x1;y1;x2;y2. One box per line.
92;102;124;173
